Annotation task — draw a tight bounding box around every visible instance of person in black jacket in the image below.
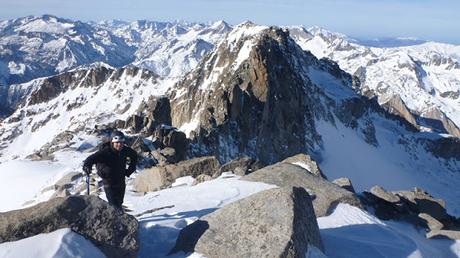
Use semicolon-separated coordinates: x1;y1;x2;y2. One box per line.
83;130;138;209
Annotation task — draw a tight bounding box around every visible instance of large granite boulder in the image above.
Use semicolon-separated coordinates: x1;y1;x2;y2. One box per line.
243;163;362;216
132;166;167;192
0;196;139;258
170;187;324;257
132;156;220;192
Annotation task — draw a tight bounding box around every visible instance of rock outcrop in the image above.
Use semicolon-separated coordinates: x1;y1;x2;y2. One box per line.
170;187;324;257
0;195;139;258
332;177;355;193
243;162;362;216
427;230;460;240
281;153;327;179
215;156;265;177
363;186;460;239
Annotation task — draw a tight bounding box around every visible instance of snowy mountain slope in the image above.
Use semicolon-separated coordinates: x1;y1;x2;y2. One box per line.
0;63;176;162
97;20;231;78
165;23;460;216
0;15;135;85
289;26;460;137
0;16;231;118
0;17;459;258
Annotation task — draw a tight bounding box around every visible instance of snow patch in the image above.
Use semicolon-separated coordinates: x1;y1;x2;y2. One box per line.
0;228;105;258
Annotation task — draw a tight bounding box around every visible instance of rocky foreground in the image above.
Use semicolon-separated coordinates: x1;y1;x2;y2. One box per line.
1;152;459;257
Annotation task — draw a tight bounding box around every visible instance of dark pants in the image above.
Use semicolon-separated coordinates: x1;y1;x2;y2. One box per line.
104;185;125;208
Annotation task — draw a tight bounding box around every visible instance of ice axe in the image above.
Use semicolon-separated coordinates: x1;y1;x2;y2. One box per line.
85;168;91;195
86;173;90;195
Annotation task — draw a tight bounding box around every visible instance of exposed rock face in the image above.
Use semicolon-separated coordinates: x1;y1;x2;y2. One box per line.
281;153;327;179
152;125;187;162
370;185;401;203
170;187;324;257
28;66;115;106
132;156;220;192
395;188;448;221
0;196;139;258
216;156;265;177
243;162;362;216
332;177;355;193
426;136;460;160
418;106;460;138
169;26;323;164
381;95;418;127
152;147;177;166
136;96;172;135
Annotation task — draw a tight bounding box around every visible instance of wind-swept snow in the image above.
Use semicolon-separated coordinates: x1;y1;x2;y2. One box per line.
317;118;460;216
0;160;68;212
0;228;105;258
319;204;460;258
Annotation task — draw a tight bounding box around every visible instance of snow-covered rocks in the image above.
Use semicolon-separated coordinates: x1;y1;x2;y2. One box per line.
291;26;460;138
0;195;139;258
363;186;460;239
171;187;323;257
243;162;363;217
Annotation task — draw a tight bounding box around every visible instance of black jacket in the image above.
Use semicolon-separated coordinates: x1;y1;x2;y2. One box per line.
83;143;138;186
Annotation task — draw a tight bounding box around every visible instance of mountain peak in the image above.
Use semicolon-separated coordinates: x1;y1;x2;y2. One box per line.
307;26;347;40
225;22;268;47
14;14;76;34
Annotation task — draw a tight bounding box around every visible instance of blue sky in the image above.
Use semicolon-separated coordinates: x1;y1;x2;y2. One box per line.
1;0;459;44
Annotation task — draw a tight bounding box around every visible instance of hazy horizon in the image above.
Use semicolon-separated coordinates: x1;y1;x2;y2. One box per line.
1;0;459;45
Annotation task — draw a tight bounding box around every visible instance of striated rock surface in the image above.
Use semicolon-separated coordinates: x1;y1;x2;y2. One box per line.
171;187;323;257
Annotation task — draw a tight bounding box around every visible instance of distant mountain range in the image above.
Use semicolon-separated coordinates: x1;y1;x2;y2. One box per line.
1;19;459;216
1;15;459;140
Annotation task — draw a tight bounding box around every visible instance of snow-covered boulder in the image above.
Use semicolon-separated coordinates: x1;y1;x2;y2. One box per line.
0;195;139;258
170;187;324;257
243;162;362;216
